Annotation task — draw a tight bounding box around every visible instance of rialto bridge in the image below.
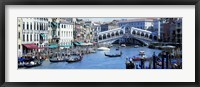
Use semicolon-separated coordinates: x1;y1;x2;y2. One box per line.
97;27;158;46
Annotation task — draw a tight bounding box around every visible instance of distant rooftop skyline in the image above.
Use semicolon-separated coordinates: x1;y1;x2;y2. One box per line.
80;18;141;23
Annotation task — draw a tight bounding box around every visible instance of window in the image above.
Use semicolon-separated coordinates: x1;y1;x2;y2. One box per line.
46;23;48;30
64;25;66;28
30;34;32;41
23;34;25;41
62;31;64;37
48;22;51;27
40;23;42;30
27;34;29;41
18;45;20;49
34;22;36;30
45;23;46;30
177;23;181;27
34;34;36;41
23;22;25;30
37;34;39;41
42;23;44;30
30;23;32;30
43;23;45;30
37;23;39;30
27;22;29;30
58;31;60;36
18;32;20;39
36;34;38;41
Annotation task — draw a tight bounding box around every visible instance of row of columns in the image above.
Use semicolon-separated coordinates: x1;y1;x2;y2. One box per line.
98;31;157;41
98;30;124;40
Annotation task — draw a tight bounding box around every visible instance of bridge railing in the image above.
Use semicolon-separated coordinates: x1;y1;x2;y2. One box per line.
98;35;123;43
132;35;152;41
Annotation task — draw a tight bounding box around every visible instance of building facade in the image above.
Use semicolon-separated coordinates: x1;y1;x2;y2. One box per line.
21;18;49;54
160;18;182;43
175;18;182;44
48;18;74;46
59;22;74;46
100;24;109;32
18;18;23;57
118;19;154;30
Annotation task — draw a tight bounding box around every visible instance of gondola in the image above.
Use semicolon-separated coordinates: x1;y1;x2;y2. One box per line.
66;56;83;63
49;52;68;62
104;52;122;57
132;58;145;61
24;60;42;68
24;63;41;68
131;57;152;61
18;57;25;68
49;58;67;62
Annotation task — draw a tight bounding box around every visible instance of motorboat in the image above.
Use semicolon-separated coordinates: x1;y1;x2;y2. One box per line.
97;47;110;51
134;45;139;48
139;51;145;56
90;50;96;53
121;44;126;47
108;44;113;48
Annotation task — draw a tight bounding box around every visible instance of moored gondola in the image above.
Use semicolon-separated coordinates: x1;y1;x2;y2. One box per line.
104;51;122;57
49;52;68;62
66;56;83;63
49;58;67;62
18;57;25;68
24;60;42;68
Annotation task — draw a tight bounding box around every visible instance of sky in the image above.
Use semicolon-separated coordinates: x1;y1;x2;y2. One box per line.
80;18;139;22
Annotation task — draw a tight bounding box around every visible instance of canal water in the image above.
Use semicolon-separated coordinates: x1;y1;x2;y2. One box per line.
25;45;162;69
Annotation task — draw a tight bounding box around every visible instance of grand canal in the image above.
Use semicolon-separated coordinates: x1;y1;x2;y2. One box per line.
21;45;162;69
